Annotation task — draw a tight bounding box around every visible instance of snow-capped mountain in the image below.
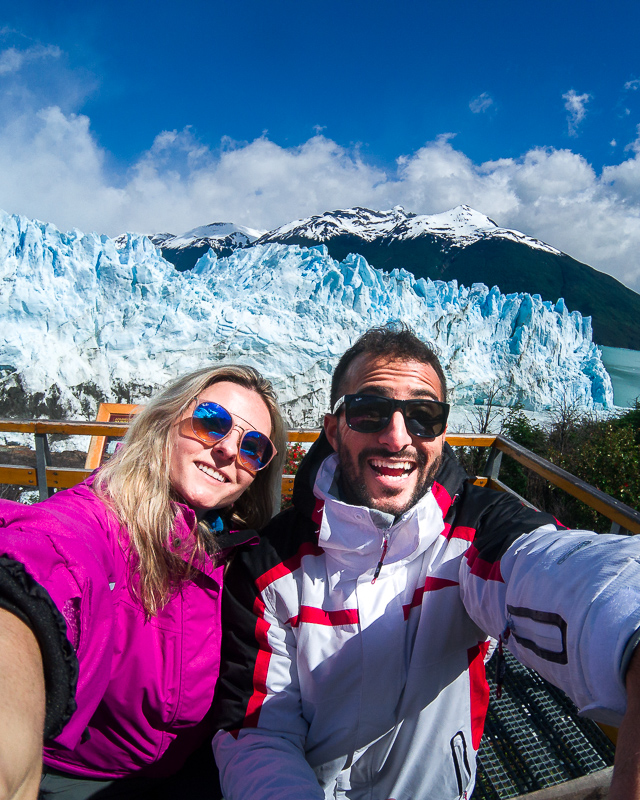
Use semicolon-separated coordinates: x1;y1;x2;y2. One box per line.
249;206;640;351
0;211;613;425
256;205;561;254
148;222;263;271
145;206;640;350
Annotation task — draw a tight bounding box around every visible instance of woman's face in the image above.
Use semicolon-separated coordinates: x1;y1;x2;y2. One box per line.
169;381;273;515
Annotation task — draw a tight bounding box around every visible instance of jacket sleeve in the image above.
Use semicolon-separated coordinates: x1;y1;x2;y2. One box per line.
0;555;77;740
459;498;640;726
0;489;117;748
212;540;324;800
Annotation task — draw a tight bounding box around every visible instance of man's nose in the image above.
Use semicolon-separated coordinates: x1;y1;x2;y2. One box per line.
378;409;412;450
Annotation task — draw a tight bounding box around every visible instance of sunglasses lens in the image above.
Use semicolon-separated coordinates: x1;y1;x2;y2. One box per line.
405;401;448;438
238;430;275;472
345;396;393;433
191;402;233;442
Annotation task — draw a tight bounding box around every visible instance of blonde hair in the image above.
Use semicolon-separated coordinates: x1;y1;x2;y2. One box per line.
94;365;287;615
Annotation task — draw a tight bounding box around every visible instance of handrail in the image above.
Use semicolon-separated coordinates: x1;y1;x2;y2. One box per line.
0;419;131;436
492;435;640;534
0;421;638;534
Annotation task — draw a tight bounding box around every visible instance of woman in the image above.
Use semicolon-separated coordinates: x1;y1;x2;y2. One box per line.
0;364;286;800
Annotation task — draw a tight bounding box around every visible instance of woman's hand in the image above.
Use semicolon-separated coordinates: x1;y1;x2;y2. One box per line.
0;608;45;800
609;645;640;800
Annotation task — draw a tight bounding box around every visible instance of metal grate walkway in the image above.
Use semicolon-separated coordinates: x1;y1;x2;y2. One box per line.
473;650;615;798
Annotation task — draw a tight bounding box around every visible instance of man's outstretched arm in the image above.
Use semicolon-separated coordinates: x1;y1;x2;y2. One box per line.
461;522;640;723
610;646;640;800
0;608;45;800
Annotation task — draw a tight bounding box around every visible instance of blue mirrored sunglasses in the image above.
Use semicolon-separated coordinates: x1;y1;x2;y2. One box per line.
191;401;276;472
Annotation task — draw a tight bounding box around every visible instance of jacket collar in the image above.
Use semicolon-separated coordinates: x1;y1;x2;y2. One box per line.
171;504;258;578
311;453;446;577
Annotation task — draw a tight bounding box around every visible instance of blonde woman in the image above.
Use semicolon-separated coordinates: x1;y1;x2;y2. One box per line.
0;364;286;800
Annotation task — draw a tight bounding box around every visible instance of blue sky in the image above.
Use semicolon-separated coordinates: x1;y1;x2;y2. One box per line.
1;0;640;290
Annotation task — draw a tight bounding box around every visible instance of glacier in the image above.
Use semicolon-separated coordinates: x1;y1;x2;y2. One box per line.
0;210;613;427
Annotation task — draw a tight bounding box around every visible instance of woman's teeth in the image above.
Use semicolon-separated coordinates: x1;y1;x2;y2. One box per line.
197;463;226;482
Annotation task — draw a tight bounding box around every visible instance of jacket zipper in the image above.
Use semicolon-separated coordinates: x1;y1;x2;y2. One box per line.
371;531;390;583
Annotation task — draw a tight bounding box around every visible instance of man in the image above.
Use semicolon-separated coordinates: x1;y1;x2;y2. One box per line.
212;326;640;800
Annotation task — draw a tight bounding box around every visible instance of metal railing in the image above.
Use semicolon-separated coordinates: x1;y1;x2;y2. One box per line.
0;421;639;535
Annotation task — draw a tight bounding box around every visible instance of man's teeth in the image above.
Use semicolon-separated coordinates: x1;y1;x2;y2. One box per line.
197;463;226;482
370;459;415;478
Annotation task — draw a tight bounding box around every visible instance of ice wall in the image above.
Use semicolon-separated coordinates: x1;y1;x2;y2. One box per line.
0;211;613;425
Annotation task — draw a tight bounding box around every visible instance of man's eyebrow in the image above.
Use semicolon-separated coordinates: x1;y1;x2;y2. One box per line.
356;386;441;401
356;385;394;397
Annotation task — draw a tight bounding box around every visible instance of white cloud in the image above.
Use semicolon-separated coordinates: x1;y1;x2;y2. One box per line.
624;78;640;91
563;90;591;136
0;43;61;75
624;124;640;154
469;93;494;114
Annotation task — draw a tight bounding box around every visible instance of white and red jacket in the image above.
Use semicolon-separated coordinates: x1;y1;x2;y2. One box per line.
212;437;640;800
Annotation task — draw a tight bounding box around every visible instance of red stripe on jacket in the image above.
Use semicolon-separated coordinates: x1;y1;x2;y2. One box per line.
468;641;491;750
289;606;360;627
245;533;326;726
465;544;504;582
403;577;459;620
441;523;476;541
431;481;454;518
255;540;324;592
243;596;273;728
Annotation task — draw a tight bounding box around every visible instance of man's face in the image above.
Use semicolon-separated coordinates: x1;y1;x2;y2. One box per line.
324;355;447;516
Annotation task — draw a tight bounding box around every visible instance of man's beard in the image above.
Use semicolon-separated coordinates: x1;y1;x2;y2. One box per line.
336;439;443;518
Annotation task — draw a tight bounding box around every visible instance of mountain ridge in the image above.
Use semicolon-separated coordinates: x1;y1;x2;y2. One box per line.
146;222;263;271
149;206;640;349
229;205;639;350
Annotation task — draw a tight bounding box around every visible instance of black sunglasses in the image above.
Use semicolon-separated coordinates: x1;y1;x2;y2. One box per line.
332;394;449;439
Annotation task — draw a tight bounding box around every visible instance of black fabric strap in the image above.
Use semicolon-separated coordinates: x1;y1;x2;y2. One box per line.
0;557;78;740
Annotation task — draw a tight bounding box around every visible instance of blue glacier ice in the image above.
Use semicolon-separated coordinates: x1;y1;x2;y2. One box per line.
0;211;614;426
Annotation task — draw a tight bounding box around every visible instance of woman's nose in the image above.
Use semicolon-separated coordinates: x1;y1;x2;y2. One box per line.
212;426;243;460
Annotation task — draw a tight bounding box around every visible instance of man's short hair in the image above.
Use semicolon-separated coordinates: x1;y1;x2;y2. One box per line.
330;325;447;407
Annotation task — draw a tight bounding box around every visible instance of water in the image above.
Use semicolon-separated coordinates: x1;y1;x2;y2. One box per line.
599;346;640;408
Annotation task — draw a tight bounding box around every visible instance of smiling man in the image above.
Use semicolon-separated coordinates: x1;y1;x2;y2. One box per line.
212;326;640;800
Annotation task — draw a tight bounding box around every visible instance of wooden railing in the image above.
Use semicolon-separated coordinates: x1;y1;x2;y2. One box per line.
449;433;640;536
1;421;639;535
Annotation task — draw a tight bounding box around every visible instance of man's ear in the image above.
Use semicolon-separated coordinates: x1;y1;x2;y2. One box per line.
324;413;339;451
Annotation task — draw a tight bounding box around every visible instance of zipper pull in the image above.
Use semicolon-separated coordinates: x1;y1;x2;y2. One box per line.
372;532;390;584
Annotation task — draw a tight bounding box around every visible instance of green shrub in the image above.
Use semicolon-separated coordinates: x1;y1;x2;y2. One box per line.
463;403;639;533
549;421;640;532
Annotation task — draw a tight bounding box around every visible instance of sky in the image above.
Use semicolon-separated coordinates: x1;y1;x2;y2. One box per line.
1;0;640;291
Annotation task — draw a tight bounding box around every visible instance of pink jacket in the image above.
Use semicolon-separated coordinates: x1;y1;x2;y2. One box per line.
0;480;242;779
